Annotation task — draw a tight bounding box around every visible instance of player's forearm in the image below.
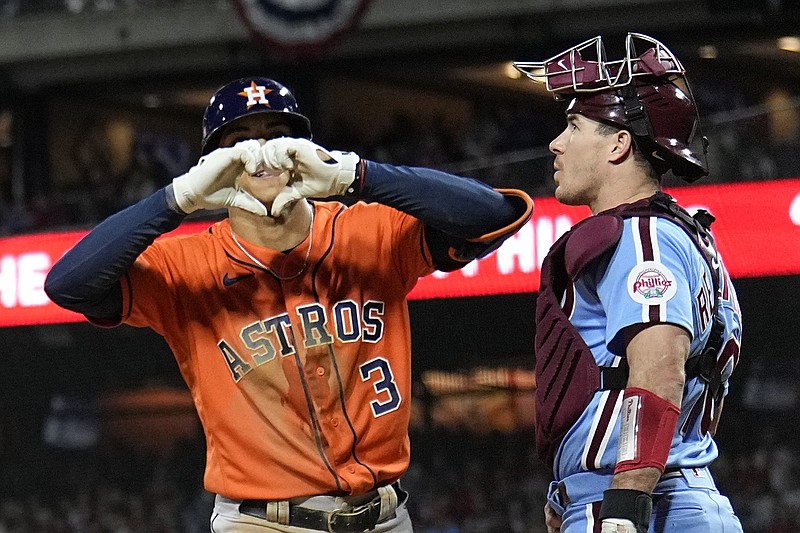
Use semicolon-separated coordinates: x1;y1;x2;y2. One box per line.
359;160;526;238
610;324;688;493
625;324;688;417
610;466;661;493
45;186;185;318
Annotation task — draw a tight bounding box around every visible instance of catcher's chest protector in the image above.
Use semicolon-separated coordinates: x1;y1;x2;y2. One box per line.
534;193;718;467
534;212;621;466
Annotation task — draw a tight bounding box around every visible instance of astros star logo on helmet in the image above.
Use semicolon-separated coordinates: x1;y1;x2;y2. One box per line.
238;81;273;109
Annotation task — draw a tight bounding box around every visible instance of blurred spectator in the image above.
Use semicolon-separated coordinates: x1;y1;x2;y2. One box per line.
0;404;796;532
0;1;18;20
3;82;800;235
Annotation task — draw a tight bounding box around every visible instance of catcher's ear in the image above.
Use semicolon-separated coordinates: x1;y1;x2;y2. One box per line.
608;129;634;164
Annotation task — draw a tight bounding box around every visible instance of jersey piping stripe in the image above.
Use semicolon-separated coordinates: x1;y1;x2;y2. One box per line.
122;272;134;320
327;343;379;487
645;217;665;322
637;216;655;261
287;325;343;491
582;389;622;470
223;250;266;273
311;205;379;487
631;216;647;322
309;203;341;302
222;238;307;281
632;216;664;323
590;501;603;533
288;205;343;490
581;503;593;533
579;501;603;533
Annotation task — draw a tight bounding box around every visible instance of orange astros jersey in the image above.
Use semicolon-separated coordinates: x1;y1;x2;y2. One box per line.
121;200;437;500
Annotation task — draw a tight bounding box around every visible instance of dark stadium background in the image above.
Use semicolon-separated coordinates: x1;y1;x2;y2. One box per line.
0;1;799;531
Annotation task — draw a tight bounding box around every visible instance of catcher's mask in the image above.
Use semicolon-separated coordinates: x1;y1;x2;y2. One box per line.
201;77;312;155
514;33;709;181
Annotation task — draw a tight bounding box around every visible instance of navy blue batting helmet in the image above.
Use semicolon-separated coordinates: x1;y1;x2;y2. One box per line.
201;77;312;155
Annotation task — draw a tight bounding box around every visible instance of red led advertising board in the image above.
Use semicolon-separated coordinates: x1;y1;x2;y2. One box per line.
2;179;799;327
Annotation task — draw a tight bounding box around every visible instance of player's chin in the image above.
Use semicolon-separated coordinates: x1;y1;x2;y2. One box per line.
554;186;575;206
250;192;280;212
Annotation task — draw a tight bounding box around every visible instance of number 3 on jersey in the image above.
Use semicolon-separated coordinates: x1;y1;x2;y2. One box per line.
359;357;402;417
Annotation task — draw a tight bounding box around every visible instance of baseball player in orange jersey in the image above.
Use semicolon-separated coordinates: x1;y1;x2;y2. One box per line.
45;77;533;532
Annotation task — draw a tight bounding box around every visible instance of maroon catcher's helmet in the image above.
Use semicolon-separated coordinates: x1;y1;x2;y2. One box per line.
514;33;709;181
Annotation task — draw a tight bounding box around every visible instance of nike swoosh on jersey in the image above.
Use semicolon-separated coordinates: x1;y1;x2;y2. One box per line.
223;273;254;287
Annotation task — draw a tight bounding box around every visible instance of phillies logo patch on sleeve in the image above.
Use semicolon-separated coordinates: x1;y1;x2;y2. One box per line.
626;261;677;304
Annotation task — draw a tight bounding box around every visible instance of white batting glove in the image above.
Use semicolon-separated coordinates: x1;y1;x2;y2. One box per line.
263;138;359;217
600;518;639;533
172;139;268;216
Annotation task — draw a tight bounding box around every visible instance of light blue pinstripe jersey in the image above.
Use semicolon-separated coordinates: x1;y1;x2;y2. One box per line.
552;215;742;482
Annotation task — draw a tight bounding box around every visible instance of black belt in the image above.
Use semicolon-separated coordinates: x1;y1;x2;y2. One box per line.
238;482;407;532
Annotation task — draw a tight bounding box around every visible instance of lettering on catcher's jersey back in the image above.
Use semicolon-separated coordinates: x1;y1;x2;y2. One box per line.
696;269;713;333
217;299;386;382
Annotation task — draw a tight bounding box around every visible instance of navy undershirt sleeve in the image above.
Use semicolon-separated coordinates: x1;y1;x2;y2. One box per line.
45;162;524;316
360;160;519;238
44;186;186;320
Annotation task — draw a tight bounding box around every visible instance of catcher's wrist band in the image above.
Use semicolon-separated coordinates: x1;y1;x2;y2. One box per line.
599;489;652;533
614;387;679;474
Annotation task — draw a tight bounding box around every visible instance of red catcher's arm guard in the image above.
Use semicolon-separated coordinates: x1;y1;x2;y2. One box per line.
614;387;680;474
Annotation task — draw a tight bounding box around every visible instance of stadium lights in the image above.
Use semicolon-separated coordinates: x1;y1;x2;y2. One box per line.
698;45;718;59
777;36;800;53
504;62;522;80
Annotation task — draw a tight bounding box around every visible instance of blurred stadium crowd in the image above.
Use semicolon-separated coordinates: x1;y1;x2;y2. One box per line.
0;81;799;237
0;0;187;18
0;4;799;533
0;355;798;532
0;74;797;532
0;427;798;532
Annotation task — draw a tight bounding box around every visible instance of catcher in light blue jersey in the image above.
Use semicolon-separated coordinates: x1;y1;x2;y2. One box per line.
514;33;743;532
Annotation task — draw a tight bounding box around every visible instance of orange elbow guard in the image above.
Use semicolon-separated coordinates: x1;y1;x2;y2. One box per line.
614;387;680;475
